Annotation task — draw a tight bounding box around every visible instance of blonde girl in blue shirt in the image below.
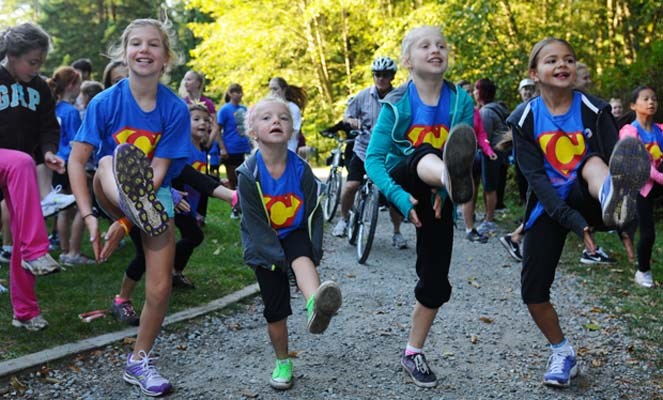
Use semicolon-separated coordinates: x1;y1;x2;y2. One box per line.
68;19;190;397
365;25;476;388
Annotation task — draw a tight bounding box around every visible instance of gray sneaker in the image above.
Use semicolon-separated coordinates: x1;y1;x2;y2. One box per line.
476;220;497;236
63;253;95;266
442;124;477;204
12;314;48;331
110;297;140;326
401;352;437;388
392;232;408;249
21;254;61;276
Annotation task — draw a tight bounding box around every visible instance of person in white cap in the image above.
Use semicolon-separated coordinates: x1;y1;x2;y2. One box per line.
518;78;536;103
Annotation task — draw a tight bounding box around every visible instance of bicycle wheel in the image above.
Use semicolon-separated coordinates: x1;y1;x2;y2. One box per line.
323;169;342;222
356;183;379;264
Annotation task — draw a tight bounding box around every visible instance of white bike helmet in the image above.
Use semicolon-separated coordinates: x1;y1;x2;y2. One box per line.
371;57;397;73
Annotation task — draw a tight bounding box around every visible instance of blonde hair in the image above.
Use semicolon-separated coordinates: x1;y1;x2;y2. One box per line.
107;19;181;75
178;70;205;98
245;96;293;138
400;26;446;69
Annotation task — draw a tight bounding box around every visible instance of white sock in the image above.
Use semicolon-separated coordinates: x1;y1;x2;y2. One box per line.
405;343;422;355
465;228;472;234
550;338;573;356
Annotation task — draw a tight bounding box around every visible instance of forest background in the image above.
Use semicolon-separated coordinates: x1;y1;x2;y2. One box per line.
1;0;662;156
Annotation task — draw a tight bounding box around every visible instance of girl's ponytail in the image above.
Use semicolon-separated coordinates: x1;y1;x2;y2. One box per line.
47;66;80;99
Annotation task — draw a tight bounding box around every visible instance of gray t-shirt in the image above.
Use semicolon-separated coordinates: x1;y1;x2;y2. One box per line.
344;85;387;161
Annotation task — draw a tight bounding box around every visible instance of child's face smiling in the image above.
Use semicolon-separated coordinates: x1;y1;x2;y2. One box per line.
190;110;210;143
405;31;448;78
126;26;167;79
531;41;576;91
253;101;293;146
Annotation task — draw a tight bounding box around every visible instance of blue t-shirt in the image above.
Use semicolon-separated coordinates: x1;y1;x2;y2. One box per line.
526;91;590;229
184;143;208;215
56;101;82;162
74;79;190;186
405;80;452;151
217;103;250;154
208;141;220;166
256;150;305;239
632;121;663;163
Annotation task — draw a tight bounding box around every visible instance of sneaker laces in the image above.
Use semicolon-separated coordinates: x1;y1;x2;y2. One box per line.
42;185;63;204
546;352;567;374
134;350;163;382
413;354;430;374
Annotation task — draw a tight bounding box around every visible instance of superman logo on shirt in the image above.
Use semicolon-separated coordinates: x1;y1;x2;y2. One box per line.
112;127;162;158
191;160;207;173
537;130;586;177
645;142;662;162
263;193;303;229
406;124;450;150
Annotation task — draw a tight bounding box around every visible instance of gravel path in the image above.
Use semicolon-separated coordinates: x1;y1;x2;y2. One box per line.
4;212;662;399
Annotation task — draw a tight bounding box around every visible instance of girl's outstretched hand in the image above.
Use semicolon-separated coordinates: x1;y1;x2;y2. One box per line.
101;220;127;261
84;216;102;262
408;196;421;227
431;189;442;219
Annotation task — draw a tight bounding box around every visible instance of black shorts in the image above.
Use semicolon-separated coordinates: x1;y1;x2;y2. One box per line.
521;170;605;304
52;165;70;192
481;150;506;192
346;154;366;182
254;229;313;323
223;153;246;168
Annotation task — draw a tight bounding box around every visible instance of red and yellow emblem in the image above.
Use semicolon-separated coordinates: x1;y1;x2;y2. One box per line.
406;124;449;150
537;130;586;176
112;127;162;158
191;160;207;173
645;142;662;162
263;194;303;229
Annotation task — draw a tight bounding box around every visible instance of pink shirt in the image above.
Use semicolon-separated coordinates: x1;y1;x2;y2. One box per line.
619;122;663;197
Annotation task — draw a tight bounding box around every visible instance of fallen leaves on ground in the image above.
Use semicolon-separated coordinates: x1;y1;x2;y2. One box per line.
479;317;493;324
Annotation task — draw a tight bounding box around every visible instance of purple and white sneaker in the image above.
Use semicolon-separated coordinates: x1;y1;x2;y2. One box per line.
113;144;168;237
123;351;172;397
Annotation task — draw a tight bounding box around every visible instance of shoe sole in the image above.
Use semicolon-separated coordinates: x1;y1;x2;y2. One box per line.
113;144;168;237
443;124;477;204
400;359;438;388
123;372;171;397
499;236;522;262
602;137;650;228
543;364;579;388
307;281;342;334
269;378;294;390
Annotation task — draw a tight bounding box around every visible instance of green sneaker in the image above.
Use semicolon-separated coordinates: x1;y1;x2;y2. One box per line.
306;280;342;334
270;358;293;390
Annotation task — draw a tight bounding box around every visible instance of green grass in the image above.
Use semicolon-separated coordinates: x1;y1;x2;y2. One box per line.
0;199;255;361
561;219;663;369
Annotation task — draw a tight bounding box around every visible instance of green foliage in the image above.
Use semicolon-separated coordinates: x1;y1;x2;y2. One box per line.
182;0;662;162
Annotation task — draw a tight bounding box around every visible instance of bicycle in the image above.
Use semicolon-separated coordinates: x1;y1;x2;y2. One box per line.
319;121;355;222
347;174;380;264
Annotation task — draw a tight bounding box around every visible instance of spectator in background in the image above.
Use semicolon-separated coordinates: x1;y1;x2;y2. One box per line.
71;58;92;81
268;77;307;154
518;78;536;103
574;62;592;92
609;97;624;119
102;60;128;89
77;80;104;119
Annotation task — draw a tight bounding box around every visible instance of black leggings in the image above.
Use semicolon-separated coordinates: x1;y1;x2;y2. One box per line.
389;144;454;309
636;184;663;272
125;213;204;281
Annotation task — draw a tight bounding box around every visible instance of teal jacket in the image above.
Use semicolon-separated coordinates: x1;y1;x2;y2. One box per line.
365;80;475;218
